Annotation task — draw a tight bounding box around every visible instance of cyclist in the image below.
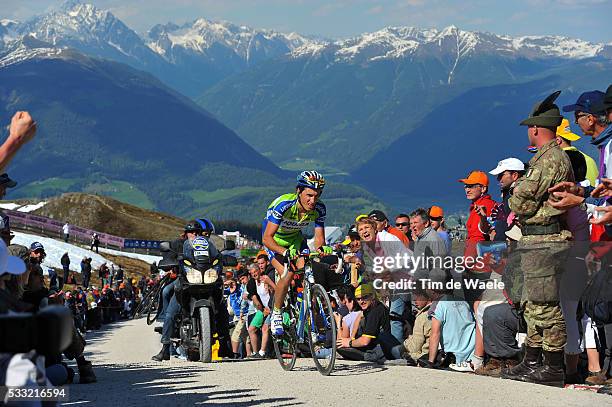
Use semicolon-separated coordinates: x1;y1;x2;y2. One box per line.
263;170;333;336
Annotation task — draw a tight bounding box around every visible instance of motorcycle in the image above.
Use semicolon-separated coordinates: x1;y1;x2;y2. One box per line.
159;238;237;362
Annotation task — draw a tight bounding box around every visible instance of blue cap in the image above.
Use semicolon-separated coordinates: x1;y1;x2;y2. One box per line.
562;90;605;114
30;242;45;251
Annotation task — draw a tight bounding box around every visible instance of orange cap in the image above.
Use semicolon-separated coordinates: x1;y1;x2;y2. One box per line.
429;206;444;218
458;170;489;186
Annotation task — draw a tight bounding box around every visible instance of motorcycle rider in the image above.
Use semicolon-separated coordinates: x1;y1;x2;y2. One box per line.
152;220;226;361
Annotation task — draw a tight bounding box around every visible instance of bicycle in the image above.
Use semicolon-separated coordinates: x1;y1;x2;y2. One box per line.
272;250;340;376
133;274;170;324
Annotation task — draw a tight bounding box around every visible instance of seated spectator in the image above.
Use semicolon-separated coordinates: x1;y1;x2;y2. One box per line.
390;289;432;363
336;283;398;362
426;268;476;371
474;301;520;377
334;287;362;340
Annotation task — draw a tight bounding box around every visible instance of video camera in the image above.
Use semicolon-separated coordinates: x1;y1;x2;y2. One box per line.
476;242;508;264
0;306;73;356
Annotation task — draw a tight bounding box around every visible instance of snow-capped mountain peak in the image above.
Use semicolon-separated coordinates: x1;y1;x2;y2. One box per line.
146;18;317;65
291;25;606;63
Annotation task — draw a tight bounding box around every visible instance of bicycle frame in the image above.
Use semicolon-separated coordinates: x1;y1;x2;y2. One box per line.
283;253;341;344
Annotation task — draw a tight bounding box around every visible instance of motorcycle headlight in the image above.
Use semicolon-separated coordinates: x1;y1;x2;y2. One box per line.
185;267;203;284
203;269;218;284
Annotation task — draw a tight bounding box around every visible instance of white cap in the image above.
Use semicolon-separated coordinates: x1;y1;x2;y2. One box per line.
489;158;525;176
0;239;26;276
505;225;523;241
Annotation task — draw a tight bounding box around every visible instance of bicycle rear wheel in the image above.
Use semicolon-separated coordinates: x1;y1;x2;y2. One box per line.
307;284;337;376
273;302;298;371
133;283;158;319
146;285;162;325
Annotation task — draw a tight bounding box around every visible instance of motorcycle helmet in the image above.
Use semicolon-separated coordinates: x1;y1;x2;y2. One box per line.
184;221;203;234
196;218;215;235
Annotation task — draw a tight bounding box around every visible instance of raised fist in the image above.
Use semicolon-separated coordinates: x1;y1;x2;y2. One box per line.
9;111;37;145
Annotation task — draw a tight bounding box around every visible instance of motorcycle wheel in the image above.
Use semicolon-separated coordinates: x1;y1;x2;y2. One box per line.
198;307;212;363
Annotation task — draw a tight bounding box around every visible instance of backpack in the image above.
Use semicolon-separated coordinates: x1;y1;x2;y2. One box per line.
580;256;612;326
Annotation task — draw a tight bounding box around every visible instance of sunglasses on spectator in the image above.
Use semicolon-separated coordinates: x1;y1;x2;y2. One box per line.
430;217;442;221
574;112;590;124
464;184;481;189
395;222;409;227
356;295;372;302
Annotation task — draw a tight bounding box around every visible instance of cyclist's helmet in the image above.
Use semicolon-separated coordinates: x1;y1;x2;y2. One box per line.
296;170;326;190
184;221;203;234
196;218;215;234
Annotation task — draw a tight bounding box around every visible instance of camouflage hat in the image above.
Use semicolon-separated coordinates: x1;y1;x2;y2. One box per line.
520;90;564;127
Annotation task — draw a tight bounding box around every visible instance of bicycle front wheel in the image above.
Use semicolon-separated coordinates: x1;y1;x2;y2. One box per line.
307;284;337;376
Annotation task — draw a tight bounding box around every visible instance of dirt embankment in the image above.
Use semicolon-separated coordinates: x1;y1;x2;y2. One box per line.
33;193;186;240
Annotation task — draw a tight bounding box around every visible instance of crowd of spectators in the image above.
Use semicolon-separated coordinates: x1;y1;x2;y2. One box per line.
310;85;612;395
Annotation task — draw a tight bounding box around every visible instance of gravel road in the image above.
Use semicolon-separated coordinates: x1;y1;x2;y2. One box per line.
64;319;611;407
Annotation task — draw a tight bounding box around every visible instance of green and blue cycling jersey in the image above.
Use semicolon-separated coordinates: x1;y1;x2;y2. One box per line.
262;193;326;256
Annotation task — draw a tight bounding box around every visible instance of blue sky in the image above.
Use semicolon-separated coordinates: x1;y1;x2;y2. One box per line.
1;0;611;42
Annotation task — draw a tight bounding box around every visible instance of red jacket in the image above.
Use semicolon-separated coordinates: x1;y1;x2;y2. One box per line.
464;194;497;271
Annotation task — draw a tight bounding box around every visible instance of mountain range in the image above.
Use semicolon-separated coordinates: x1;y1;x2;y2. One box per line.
0;38;386;224
1;0;611;221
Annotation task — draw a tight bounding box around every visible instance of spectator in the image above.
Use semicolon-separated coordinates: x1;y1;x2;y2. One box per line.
390;289;432;363
116;265;124;284
256;253;276;285
229;272;250;358
63;223;70;243
428;206;452;255
340;224;364;287
98;263;109;287
552;90;610;240
61;252;70;284
0;111;37;172
336;283;397;362
394;213;412;243
0;173;17;200
555;118;598;186
458;170;497;261
458;170;497;371
488;158;525;242
474;301;520;377
426;268;476;371
246;263;274;358
91;233;100;253
22;242;48;311
334;286;362;341
81;257;92;289
368;210;410;247
357;217;412;343
0;213;13;246
410;208;447;261
65;271;77;285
